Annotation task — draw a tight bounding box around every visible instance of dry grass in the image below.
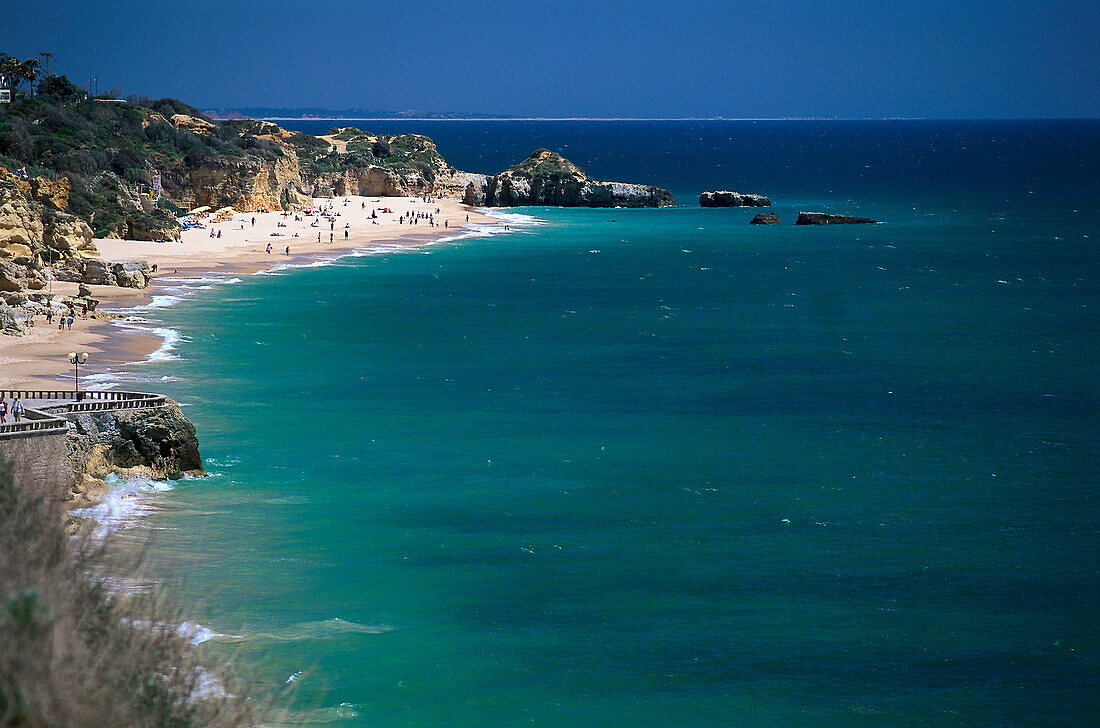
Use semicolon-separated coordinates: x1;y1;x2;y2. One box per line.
0;454;269;727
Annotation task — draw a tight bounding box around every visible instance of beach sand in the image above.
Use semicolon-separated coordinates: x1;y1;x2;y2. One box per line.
0;196;501;389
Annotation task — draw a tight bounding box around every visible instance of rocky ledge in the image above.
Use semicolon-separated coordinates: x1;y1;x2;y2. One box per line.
463;150;675;208
700;191;771;207
796;212;878;225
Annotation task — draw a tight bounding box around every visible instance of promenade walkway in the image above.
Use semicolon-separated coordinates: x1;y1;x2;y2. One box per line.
0;389;168;439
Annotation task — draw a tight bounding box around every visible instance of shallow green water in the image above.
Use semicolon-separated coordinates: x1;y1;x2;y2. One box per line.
115;122;1099;726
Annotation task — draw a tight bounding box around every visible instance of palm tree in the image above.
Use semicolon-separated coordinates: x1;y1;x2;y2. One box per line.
38;51;55;78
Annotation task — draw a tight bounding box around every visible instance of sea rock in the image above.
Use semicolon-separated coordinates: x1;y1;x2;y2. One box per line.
750;213;782;225
795;211;878;225
77;283;92;297
483;149;675;208
66;401;204;481
700;191;771;207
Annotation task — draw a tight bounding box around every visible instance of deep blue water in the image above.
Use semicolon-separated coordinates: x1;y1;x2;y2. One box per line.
130;121;1098;726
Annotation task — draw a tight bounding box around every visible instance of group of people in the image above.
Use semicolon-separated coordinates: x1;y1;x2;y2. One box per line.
43;302;80;330
0;397;25;425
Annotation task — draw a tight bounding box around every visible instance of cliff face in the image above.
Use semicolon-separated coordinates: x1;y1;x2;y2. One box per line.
0;171;96;292
474;150;675;208
66;401;204;483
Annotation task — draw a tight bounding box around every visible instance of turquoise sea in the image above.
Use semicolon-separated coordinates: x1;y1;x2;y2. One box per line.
107;121;1098;726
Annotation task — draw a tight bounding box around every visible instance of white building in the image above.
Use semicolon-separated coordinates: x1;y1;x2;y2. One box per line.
0;74;10;103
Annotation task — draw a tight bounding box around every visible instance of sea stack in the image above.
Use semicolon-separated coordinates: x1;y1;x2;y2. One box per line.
750;213;782;224
478;149;675;208
795;212;878;225
699;191;771;207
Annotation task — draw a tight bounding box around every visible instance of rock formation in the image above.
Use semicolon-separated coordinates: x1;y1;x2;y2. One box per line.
700;191;771;207
66;401;204;482
478;150;675;208
750;213;782;224
795;212;878;225
0;171;97;292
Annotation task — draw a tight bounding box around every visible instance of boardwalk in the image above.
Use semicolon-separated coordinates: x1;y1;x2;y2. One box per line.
0;390;168;440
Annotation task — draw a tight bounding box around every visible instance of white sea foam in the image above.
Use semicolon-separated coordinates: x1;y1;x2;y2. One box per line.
70;473;175;537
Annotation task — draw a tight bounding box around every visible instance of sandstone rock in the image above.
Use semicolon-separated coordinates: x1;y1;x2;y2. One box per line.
796;212;878;225
111;261;150;289
0;258;29;292
77;283;92;297
1;242;34;262
750;213;782;225
170;114;217;136
82;258;114;285
700;191;771;207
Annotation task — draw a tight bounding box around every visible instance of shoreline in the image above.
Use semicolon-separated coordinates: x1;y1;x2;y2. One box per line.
0;196;511;391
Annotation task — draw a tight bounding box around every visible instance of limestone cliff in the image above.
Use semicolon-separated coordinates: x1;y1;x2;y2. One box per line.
0;170;95;292
476;150;675;208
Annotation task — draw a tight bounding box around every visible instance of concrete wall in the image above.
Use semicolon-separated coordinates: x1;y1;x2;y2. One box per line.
0;431;73;502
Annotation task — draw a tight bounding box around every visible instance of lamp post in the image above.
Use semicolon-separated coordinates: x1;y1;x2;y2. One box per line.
68;352;88;400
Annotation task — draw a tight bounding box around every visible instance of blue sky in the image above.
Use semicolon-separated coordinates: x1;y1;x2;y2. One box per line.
4;0;1097;117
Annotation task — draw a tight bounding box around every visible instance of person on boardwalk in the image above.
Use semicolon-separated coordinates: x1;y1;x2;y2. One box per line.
11;398;24;423
0;398;7;424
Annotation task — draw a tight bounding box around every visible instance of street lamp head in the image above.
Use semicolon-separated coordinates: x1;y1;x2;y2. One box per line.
79;352;88;363
68;351;77;362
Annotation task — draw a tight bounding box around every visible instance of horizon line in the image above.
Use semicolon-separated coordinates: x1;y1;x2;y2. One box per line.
230;115;1099;123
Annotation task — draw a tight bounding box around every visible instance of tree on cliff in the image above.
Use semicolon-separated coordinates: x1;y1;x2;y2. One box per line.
0;54;40;98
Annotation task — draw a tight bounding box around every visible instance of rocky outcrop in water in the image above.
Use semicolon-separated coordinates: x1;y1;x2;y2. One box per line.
795;212;878;225
700;191;771;207
477;150;675;208
750;213;782;224
66;401;204;482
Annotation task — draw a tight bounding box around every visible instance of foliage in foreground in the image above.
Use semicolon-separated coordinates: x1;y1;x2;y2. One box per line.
0;453;264;728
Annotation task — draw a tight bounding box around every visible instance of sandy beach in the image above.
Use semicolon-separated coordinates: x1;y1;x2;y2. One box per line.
0;196;501;390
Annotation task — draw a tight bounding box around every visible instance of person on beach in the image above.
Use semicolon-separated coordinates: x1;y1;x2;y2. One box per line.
251;216;256;226
266;243;272;254
67;315;74;330
11;398;24;423
217;229;222;239
45;305;53;325
466;214;469;222
344;229;348;239
318;232;322;243
0;398;8;424
285;246;290;255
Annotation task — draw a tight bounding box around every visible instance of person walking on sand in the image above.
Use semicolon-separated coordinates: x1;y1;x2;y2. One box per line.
330;232;334;243
318;231;322;243
344;229;348;240
266;243;272;254
66;314;73;330
251;216;256;227
11;397;24;424
285;246;290;255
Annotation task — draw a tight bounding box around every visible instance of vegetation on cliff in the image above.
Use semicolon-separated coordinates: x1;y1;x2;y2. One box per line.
0;455;265;727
